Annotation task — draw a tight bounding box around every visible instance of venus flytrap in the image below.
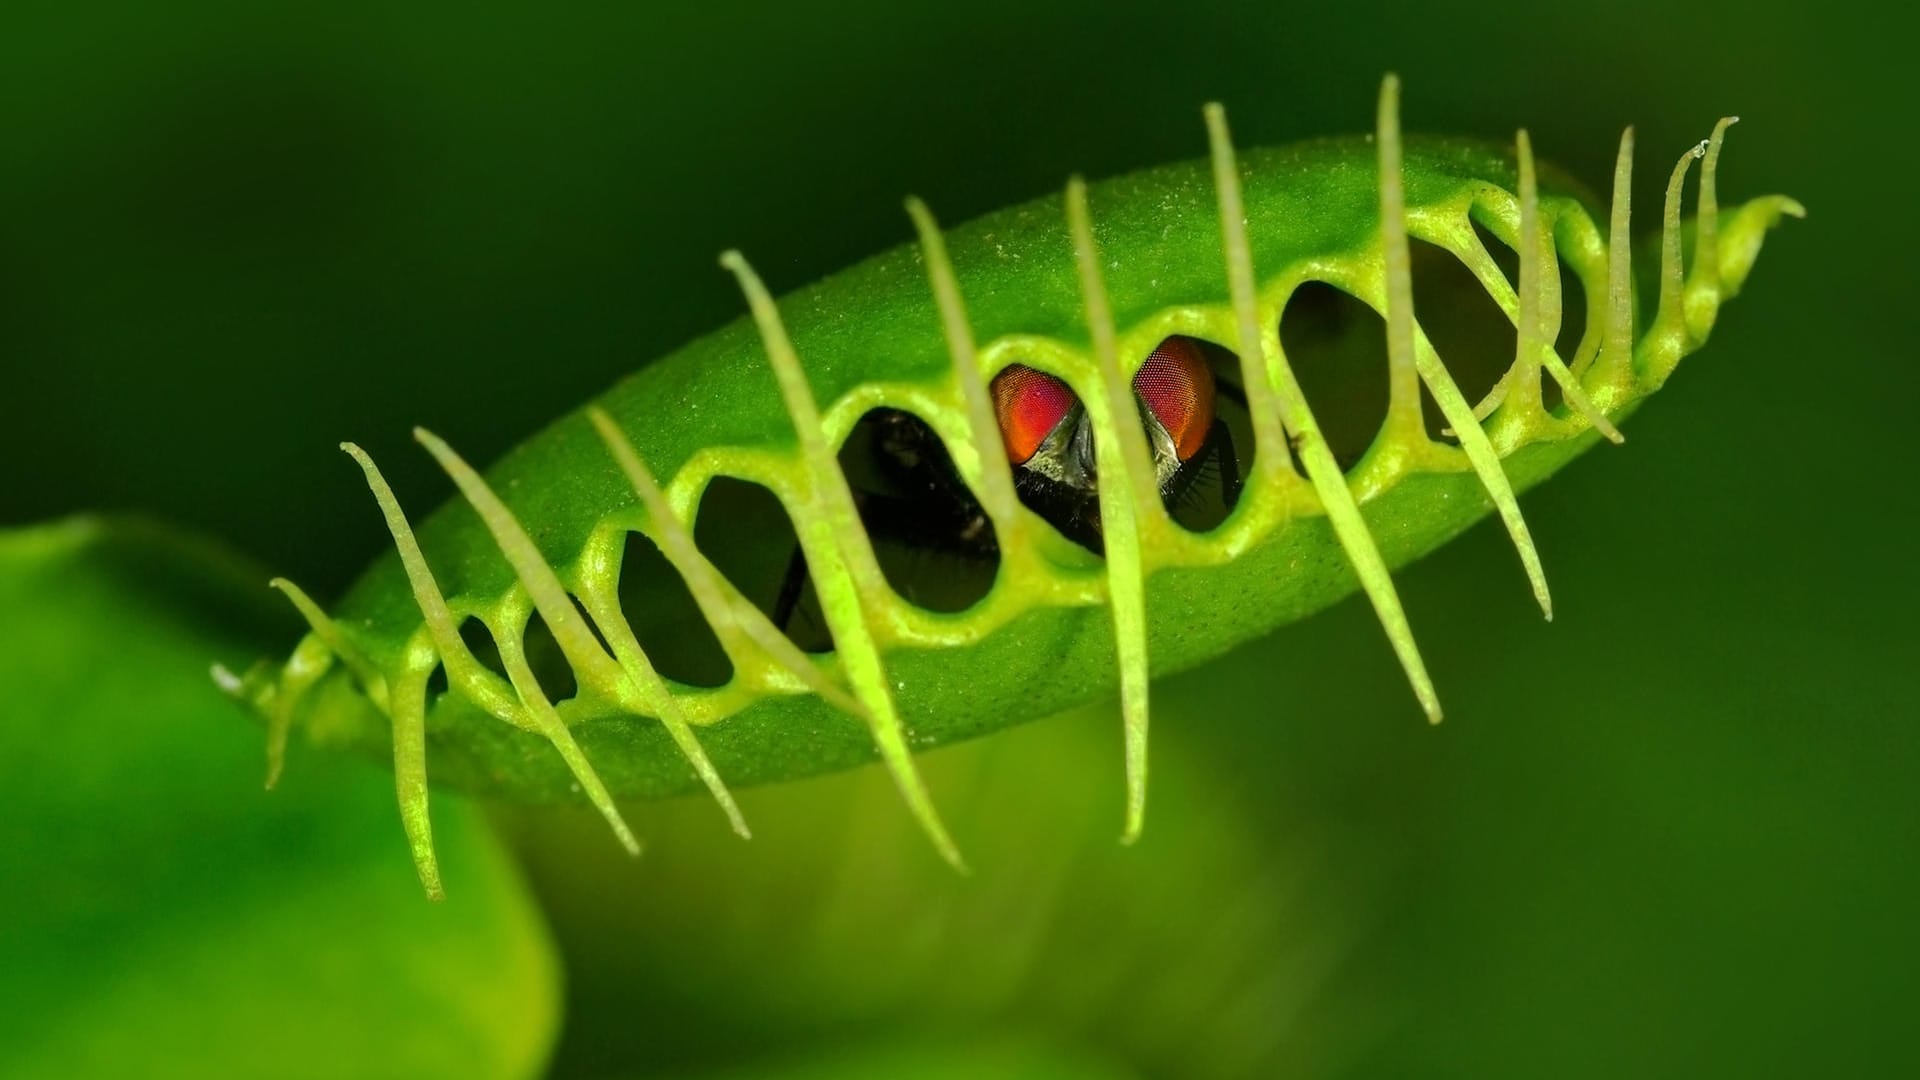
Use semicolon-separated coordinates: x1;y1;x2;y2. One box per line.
221;77;1801;895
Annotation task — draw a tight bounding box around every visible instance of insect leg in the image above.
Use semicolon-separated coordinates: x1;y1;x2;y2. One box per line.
1210;419;1243;506
771;544;810;633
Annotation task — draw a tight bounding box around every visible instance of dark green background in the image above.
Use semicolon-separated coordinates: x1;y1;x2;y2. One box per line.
2;2;1911;1077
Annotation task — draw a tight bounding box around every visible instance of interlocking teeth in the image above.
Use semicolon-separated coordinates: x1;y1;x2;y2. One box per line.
343;438;646;898
416;426;728;846
1375;76;1552;622
585;408;867;721
1205;96;1443;725
1511;130;1625;445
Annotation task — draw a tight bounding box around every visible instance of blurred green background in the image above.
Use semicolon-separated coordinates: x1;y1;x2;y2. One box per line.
2;1;1912;1077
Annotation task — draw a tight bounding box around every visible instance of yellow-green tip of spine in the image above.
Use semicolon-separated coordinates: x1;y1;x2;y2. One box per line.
339;441;446;900
1228;119;1442;724
1641;139;1708;388
1065;175;1157;843
1685;117;1738;342
1203;102;1290;490
269;577;383;694
262;576;388;788
388;664;444;900
904;197;1021;536
1509;130;1548;422
1596;126;1636;395
720;249;968;872
1371;76;1425;445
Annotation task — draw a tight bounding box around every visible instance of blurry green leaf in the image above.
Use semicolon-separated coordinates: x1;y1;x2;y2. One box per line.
0;518;558;1079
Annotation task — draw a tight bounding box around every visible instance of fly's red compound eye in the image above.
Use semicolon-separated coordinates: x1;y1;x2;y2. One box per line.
1133;337;1216;461
991;364;1077;465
